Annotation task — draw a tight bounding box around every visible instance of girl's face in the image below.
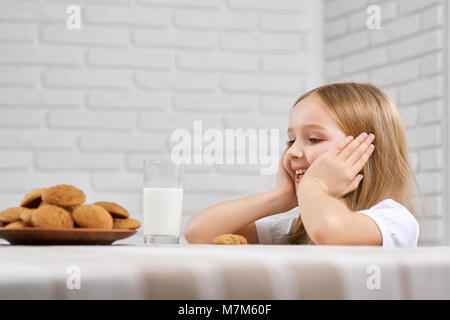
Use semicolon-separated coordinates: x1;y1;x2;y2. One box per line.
285;94;346;187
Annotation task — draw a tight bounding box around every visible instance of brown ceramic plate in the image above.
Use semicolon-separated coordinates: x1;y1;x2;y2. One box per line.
0;227;137;245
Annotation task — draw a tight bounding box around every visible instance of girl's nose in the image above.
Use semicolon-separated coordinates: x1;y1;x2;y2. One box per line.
286;144;304;160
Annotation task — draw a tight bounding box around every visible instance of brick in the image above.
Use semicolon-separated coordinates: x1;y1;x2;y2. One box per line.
0;109;44;128
399;77;442;104
40;25;129;47
343;47;388;73
398;0;441;15
177;52;258;72
370;59;420;86
325;30;369;58
0;66;39;88
43;69;131;89
324;59;343;79
221;74;305;94
0;44;83;66
416;171;443;194
223;114;286;131
389;29;443;61
398;106;418;128
0;3;66;22
418;100;443;124
0;88;82;108
138;113;223;131
418;219;444;243
422;5;443;29
371;14;421;46
87;92;170;110
0;23;36;43
138;0;221;8
405;125;441;149
259;95;297;114
0;151;32;169
174;93;257;112
79;132;167;151
261;54;310;74
92;172;141;192
0;172;91;193
87;48;173;70
260;13;311;33
420;53;442;77
325;0;367;19
0;130;77;149
419;148;443;171
133;29;216;49
422;195;443;218
35;151;123;171
174;10;257;31
85;6;170;27
227;0;304;13
48;111;134;130
324;17;347;38
220;34;303;53
135;72;217;92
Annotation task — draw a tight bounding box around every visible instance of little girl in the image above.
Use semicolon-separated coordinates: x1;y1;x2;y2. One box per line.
184;82;421;247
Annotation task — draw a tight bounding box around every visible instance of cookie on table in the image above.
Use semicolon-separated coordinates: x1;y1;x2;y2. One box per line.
20;208;34;226
5;221;27;229
72;204;113;229
42;184;85;207
20;188;46;208
113;218;140;230
94;201;129;219
31;205;74;229
0;207;26;223
213;233;248;245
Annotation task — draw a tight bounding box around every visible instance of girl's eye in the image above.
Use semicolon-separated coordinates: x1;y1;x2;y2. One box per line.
309;138;321;144
286;138;321;146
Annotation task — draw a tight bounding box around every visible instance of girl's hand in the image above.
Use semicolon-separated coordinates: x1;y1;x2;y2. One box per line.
274;147;298;212
298;132;375;199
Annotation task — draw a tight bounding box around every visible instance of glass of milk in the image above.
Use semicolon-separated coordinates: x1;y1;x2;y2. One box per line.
143;157;184;245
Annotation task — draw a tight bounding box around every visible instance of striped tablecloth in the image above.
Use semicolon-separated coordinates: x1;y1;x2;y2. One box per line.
0;244;449;299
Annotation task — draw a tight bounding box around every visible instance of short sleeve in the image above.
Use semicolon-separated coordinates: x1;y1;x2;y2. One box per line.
255;213;298;244
358;199;420;247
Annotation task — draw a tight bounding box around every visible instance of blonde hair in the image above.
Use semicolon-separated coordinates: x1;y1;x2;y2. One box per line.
288;82;422;245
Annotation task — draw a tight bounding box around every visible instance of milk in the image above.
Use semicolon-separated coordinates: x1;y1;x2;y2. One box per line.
143;187;183;237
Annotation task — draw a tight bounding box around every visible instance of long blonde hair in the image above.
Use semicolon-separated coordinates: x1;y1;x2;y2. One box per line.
288;82;422;244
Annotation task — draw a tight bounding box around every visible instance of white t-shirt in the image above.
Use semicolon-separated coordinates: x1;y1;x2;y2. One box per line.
255;198;420;247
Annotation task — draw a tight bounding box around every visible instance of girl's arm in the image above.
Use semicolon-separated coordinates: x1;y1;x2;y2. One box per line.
298;181;381;245
183;188;293;244
297;133;381;245
184;148;297;244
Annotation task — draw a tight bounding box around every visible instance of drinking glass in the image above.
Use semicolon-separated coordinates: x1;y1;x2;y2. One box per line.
143;156;184;244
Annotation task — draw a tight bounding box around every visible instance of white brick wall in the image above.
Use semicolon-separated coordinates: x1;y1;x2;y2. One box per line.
324;0;447;245
0;0;322;244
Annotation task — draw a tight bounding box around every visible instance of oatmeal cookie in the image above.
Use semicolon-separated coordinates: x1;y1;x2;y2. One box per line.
31;205;74;229
42;184;85;207
72;204;113;229
94;201;129;219
213;233;248;245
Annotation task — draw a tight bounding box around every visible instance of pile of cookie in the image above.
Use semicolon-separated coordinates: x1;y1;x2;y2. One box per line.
0;184;140;230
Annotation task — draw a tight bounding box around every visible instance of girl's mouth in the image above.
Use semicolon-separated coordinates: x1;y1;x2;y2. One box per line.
295;173;304;184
